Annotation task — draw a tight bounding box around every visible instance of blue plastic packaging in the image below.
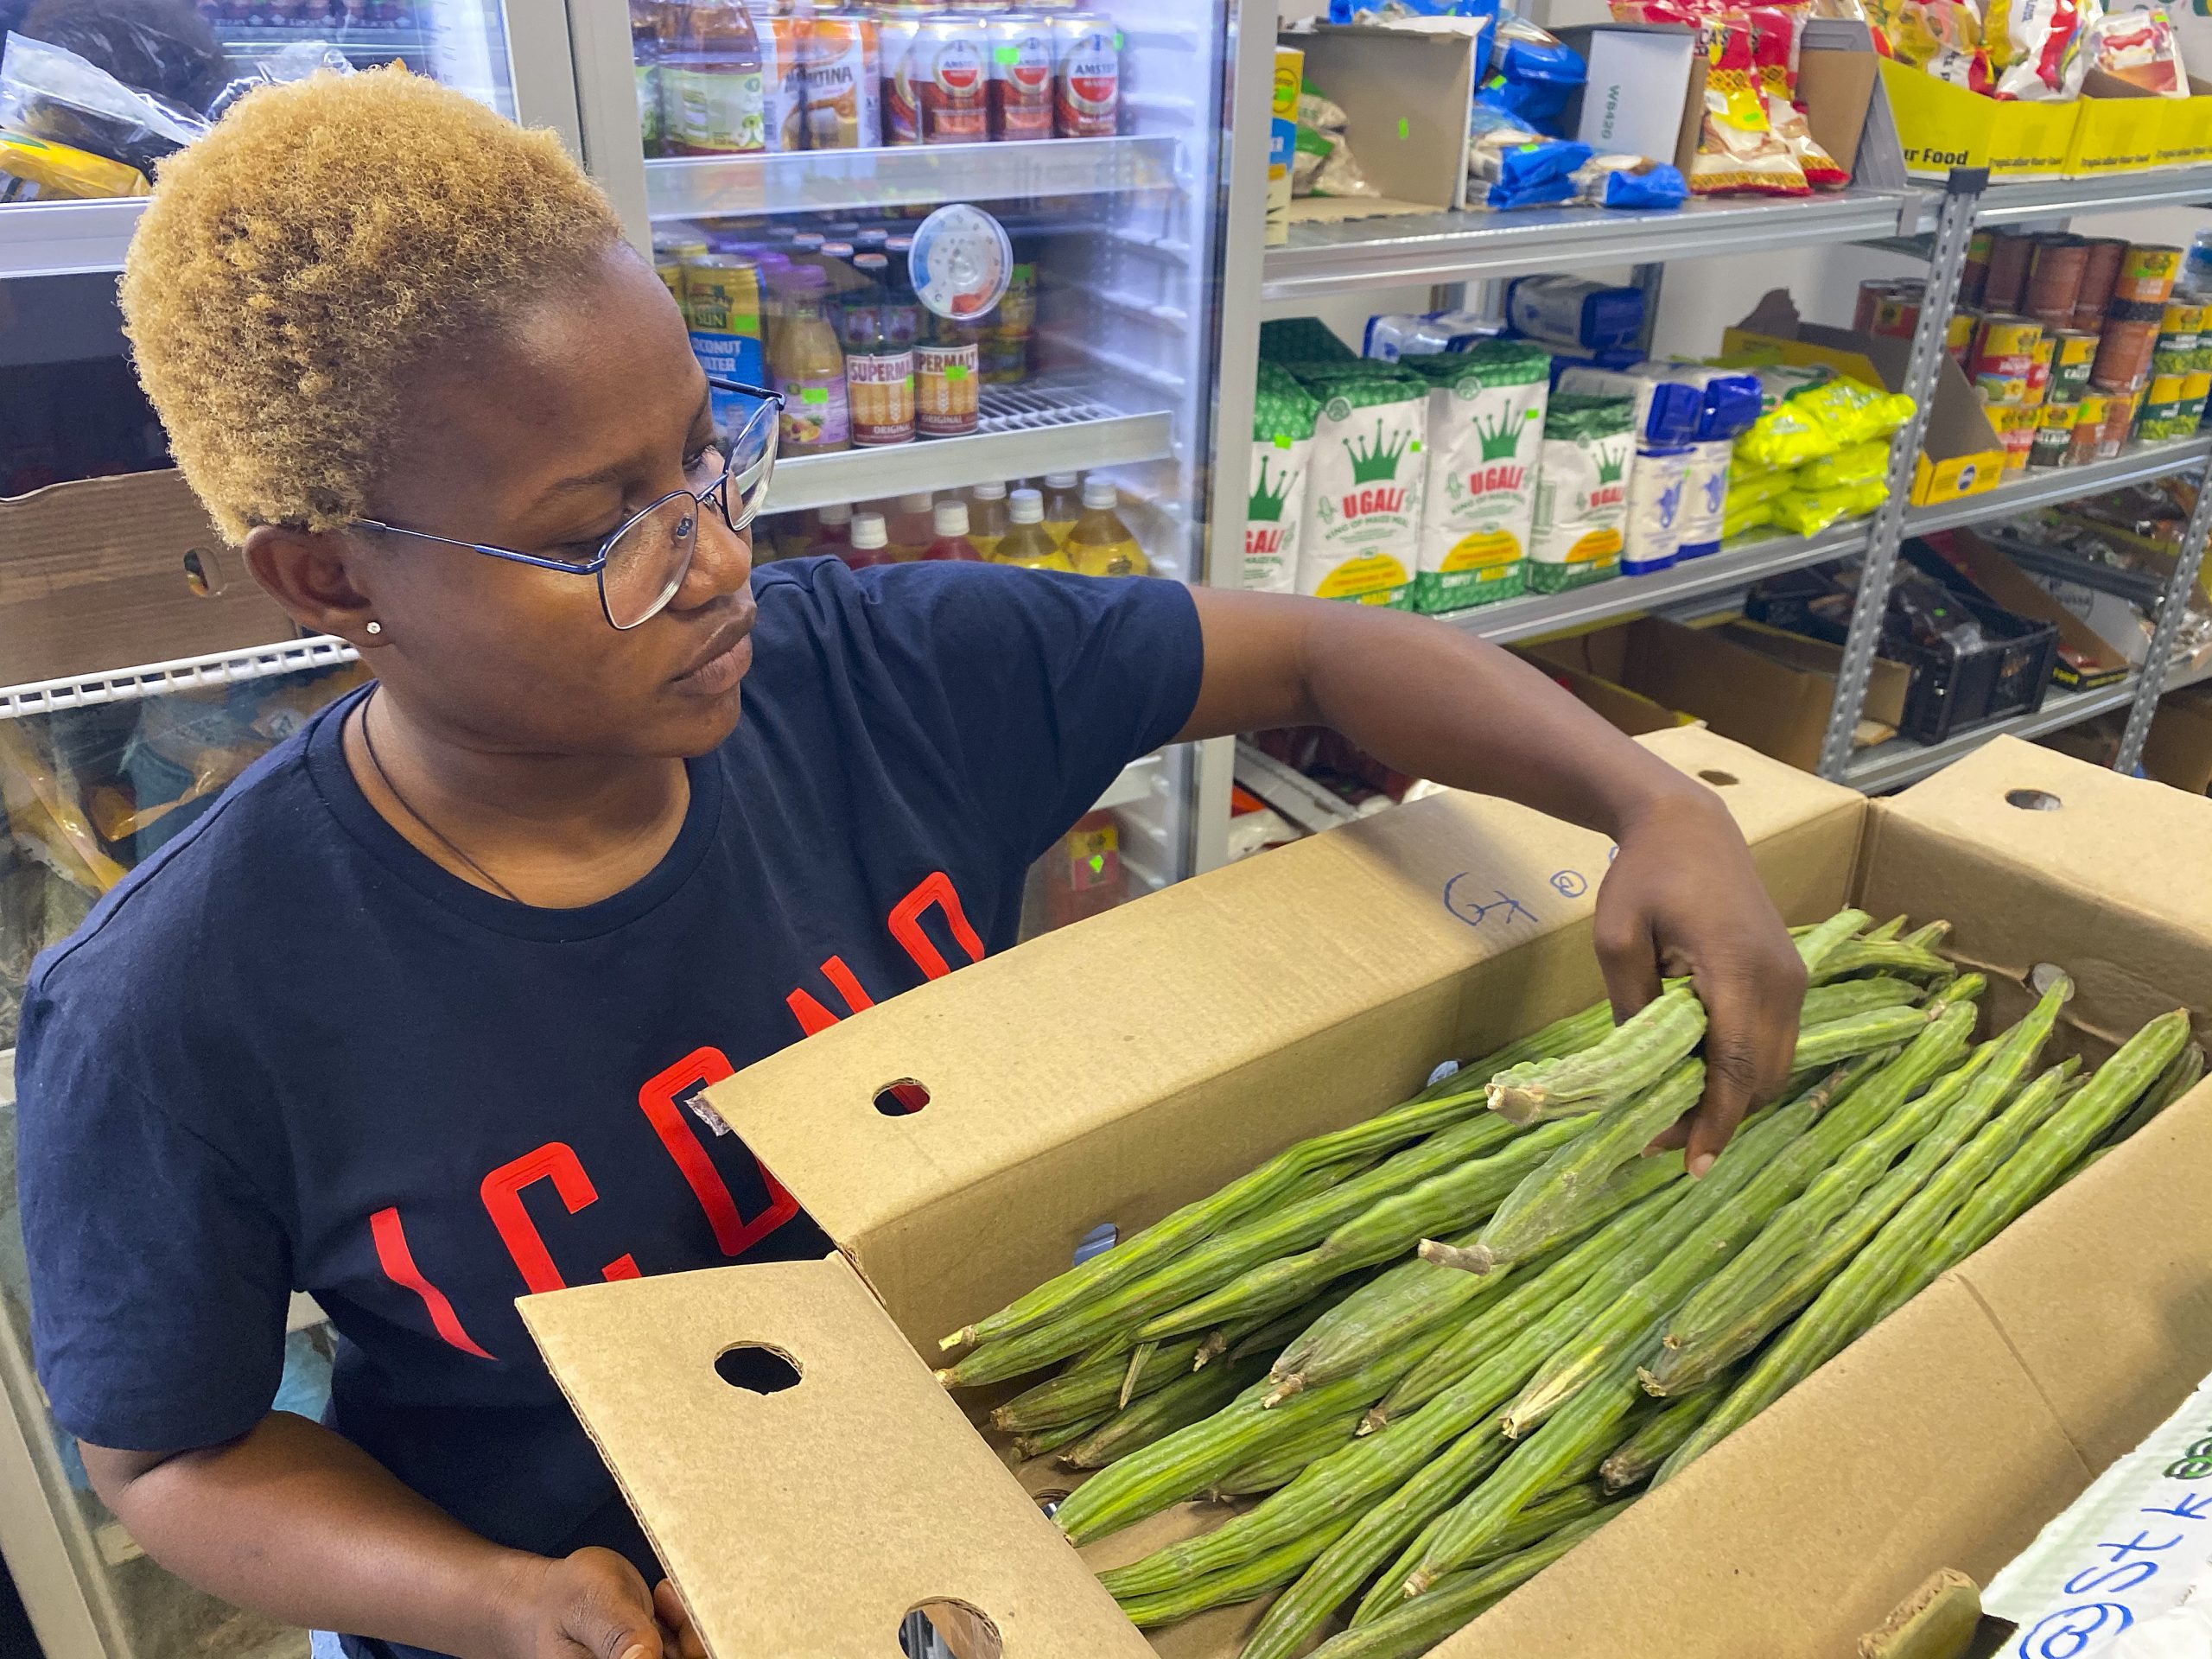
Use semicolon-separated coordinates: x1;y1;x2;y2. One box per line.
1506;275;1643;353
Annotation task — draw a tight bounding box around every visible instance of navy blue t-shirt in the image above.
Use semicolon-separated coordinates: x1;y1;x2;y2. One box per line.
16;557;1201;1615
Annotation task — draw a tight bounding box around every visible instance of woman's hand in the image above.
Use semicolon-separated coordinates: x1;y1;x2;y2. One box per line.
494;1548;707;1659
1596;785;1805;1174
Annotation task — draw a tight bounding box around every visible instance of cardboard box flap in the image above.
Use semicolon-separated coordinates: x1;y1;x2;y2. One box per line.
702;733;1859;1345
519;1255;1150;1659
1864;738;2212;1039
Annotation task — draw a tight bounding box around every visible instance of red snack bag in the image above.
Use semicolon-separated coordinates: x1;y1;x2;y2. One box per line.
1752;8;1851;188
1690;13;1811;196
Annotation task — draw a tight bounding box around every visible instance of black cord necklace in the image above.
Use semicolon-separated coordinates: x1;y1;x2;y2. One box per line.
357;690;524;905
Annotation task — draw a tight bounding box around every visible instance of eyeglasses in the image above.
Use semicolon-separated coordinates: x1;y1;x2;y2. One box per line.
353;378;784;631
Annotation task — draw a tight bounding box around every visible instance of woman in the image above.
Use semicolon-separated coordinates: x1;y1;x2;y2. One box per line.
16;68;1802;1659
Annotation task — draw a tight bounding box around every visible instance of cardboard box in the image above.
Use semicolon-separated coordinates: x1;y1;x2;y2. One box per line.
1513;625;1700;739
1724;291;2006;506
1281;25;1479;220
1933;530;2133;690
1878;55;2079;181
2065;67;2177;175
2146;683;2212;796
1567;24;1705;173
519;731;2212;1659
0;469;300;686
2153;77;2212;168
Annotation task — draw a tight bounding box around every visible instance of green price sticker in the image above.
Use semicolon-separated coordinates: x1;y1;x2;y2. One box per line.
946;365;970;380
1398;117;1410;141
802;387;829;404
1274;435;1293;448
994;44;1020;63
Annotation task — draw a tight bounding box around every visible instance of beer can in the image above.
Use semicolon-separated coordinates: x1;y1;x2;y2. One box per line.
1052;9;1120;137
1959;228;1993;310
879;8;928;144
987;11;1056;140
802;11;882;149
2115;244;2183;307
914;12;991;144
653;233;707;310
2073;237;2128;331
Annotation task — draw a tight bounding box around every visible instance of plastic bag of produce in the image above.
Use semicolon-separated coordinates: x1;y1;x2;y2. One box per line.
1687;14;1809;196
1725;460;1795;511
1794;435;1891;488
1987;0;2095;99
1292;365;1428;606
1247;363;1321;595
1723;496;1777;538
2084;5;2184;94
1405;340;1550;612
1527;393;1635;592
1791;374;1916;445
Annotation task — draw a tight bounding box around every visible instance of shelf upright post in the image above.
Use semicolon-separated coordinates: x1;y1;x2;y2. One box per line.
2113;466;2212;772
1815;164;1988;781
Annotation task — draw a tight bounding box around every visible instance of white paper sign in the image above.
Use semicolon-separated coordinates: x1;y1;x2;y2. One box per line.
1983;1371;2212;1658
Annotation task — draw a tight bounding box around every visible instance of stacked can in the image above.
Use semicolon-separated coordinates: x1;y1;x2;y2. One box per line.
1967;314;2044;472
1857;278;1974;361
2137;299;2208;442
2091;244;2182;453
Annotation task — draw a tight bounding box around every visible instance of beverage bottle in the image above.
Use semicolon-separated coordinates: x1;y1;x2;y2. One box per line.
965;480;1010;558
1039;470;1082;546
992;487;1073;569
924;499;985;561
806;499;855;559
1065;475;1148;575
842;253;916;447
661;0;767;156
631;0;664;156
767;267;851;454
887;491;937;559
843;510;894;569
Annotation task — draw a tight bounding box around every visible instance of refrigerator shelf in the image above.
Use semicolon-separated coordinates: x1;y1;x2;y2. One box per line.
0;638;359;720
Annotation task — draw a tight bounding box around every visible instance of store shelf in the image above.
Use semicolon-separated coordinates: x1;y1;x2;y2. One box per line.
767;382;1172;513
646;135;1178;222
1443;523;1874;646
1901;436;2212;537
1259;190;1912;309
0;636;356;719
1905;165;2212;232
0;197;148;279
1844;674;2161;792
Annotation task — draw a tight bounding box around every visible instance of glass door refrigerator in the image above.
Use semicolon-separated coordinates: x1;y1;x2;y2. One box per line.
0;10;582;1659
563;0;1255;931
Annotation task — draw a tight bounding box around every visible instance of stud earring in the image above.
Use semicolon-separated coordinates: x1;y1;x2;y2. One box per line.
365;621;384;636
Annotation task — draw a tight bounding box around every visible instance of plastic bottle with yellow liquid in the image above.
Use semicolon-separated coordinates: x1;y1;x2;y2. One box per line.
1065;476;1148;576
965;480;1010;560
1039;470;1083;546
992;488;1073;571
887;491;935;561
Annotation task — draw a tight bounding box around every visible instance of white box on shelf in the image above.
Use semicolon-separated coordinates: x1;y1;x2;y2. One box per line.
1575;27;1700;167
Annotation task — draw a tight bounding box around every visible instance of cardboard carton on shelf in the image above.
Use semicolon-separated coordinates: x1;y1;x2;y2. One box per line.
1516;621;1700;738
0;468;302;688
1279;25;1480;221
1724;289;2006;507
520;729;2212;1659
1877;55;2079;180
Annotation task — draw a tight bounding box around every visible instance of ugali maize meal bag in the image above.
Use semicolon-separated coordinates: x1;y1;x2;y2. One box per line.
1402;340;1550;613
1287;360;1427;607
1246;362;1320;594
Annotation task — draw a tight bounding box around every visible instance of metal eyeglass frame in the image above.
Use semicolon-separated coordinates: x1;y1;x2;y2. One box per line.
351;377;785;631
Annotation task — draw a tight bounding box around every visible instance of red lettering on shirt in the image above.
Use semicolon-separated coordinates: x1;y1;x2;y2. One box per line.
369;1206;494;1360
888;870;987;980
785;954;878;1037
479;1142;639;1294
635;1047;799;1256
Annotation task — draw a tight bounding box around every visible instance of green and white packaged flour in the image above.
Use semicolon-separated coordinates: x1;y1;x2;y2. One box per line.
1403;341;1550;613
1246;363;1319;595
1527;393;1635;594
1288;362;1427;607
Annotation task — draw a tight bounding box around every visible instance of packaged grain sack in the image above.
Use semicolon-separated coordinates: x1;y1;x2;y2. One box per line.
1247;364;1321;594
1621;441;1690;575
1527;393;1635;592
1290;363;1427;607
1403;340;1549;613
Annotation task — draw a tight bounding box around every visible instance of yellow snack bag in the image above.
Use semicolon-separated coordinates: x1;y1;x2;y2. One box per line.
1723;498;1777;539
1794;437;1892;490
0;131;149;200
1735;402;1838;469
1725;463;1796;510
1792;376;1916;447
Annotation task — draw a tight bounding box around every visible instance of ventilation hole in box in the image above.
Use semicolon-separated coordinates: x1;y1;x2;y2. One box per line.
1033;1491;1069;1518
713;1343;802;1395
182;549;219;598
1072;1222;1119;1265
874;1078;931;1116
2007;788;2063;812
1698;769;1739;787
2029;962;2076;1000
899;1602;1002;1659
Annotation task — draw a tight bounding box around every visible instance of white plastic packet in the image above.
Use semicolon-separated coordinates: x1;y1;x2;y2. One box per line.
1621;442;1690;576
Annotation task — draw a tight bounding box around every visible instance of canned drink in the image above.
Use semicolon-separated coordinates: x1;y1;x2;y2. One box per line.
913;12;991;143
2073;237;2128;331
916;337;981;435
987;11;1056;140
680;253;767;410
982;251;1035;380
2116;244;2183;307
1960;229;1993;310
803;11;882;149
654;234;707;310
1052;9;1120;137
879;7;929;143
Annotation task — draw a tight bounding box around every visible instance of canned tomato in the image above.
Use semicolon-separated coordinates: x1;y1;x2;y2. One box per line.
2024;336;2056;404
2117;244;2183;307
802;13;882;149
1871;288;1922;340
1985;230;2035;313
1960;229;1993;309
988;11;1055;139
2000;421;2037;472
2092;314;2162;393
912;13;990;142
1052;10;1120;137
880;7;928;143
1853;278;1896;335
2024;234;2088;327
2073;237;2128;331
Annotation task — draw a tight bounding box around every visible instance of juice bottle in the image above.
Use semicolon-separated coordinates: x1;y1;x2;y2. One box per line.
631;0;663;156
887;491;936;559
1065;475;1147;576
767;267;850;454
991;487;1072;570
842;252;915;447
660;0;766;156
843;510;893;569
806;500;855;560
965;480;1009;559
924;499;985;561
1039;470;1083;546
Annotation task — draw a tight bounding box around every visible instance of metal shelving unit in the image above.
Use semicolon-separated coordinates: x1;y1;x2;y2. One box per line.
1909;164;2212;232
646;135;1179;222
1902;435;2212;536
1259;189;1914;311
0;199;149;280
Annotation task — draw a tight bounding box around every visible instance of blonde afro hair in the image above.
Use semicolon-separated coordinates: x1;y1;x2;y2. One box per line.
120;67;627;543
